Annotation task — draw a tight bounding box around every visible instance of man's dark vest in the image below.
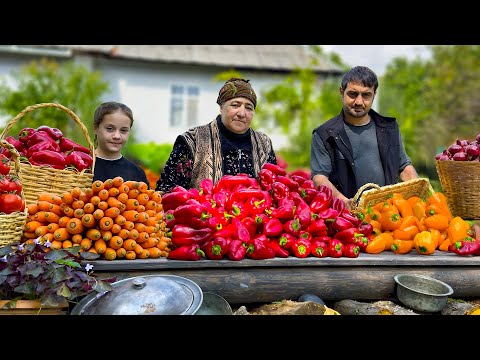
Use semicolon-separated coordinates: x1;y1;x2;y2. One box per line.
313;109;400;198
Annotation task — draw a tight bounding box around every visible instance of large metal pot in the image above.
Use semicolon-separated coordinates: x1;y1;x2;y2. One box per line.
71;274;203;315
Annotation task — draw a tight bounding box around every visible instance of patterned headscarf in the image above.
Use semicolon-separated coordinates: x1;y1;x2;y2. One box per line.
216;78;257;109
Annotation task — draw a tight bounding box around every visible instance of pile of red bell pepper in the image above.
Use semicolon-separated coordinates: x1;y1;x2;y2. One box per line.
1;126;93;172
165;163;373;261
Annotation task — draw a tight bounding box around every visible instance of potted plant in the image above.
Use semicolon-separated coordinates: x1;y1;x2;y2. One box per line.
0;239;115;314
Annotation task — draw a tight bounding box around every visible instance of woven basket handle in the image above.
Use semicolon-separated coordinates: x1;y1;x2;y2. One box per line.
0;103;95;168
351;182;381;210
0;139;20;175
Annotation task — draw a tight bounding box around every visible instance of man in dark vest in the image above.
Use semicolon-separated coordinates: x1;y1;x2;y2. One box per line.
310;66;418;209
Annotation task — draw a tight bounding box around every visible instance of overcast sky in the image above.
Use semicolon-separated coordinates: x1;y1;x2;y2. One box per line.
320;45;432;76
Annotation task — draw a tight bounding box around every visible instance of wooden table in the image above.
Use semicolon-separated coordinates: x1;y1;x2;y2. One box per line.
88;252;480;305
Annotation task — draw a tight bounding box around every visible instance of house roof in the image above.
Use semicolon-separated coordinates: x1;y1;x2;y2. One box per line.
9;45;342;73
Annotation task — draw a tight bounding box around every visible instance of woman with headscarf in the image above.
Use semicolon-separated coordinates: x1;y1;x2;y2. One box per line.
156;78;278;193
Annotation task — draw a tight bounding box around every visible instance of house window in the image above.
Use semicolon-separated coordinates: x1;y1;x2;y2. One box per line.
169;85;199;128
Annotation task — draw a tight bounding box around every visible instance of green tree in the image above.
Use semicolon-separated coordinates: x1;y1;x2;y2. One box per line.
0;58;110;148
378;45;480;183
255;46;347;171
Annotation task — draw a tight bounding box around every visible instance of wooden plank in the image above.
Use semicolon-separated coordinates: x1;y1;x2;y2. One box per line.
89;254;480;304
85;252;480;271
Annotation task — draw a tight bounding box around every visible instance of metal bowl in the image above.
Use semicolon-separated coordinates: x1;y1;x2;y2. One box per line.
196;292;232;315
394;274;454;313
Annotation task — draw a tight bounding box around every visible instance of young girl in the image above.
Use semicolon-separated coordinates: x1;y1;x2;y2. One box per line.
93;101;149;186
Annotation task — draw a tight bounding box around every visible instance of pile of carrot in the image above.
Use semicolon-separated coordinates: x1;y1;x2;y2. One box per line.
22;176;171;260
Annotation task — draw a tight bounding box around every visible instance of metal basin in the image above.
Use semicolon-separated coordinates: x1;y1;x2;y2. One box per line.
196;292;232;315
394;274;454;313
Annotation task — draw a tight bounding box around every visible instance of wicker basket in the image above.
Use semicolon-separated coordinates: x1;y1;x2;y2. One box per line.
0;103;95;205
351;178;435;213
435;159;480;219
0;140;28;247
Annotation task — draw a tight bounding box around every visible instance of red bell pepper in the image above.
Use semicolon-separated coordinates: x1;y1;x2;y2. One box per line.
241;216;258;238
310;192;331;214
291;238;311;258
26;131;60;150
210;206;234;227
317;208;339;220
199;178;214;196
310;239;329;258
161;189;193;211
298;230;312;243
212;191;228;208
287;190;304;206
276;175;299;193
246;234;276;260
171;224;213;247
270;181;290;203
269;240;290;258
278;232;296;250
340;209;361;227
355;235;370;252
449;238;480;256
29;150;66;170
214;223;236;239
168;244;205;261
244;191;272;216
26;140;57;158
299;187;318;205
261;162;287;176
334;228;366;244
332;216;355;233
263;217;284;237
306;218;327;237
294;201;312;228
230;188;264;204
254;213;269;233
331;197;346;214
4;136;25;153
202;237;230;260
59;137;91;154
227;239;247;261
358;221;374;237
229;201;249;220
65;151;92;172
328;238;344;258
18;127;36;143
258;168;277;191
173;203;210;221
214;174;252;192
289;174;307;186
343;243;360;258
301;179;316;190
317;185;333;200
283;218;301;237
37;125;63;141
232;218;251;242
164;210;176;229
269;198;295;220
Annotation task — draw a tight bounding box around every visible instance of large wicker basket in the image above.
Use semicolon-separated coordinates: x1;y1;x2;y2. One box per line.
435;159;480;219
351;178;435;213
0;140;28;247
0;103;95;205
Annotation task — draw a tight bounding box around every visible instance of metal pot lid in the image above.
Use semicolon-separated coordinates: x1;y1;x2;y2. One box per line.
71;275;203;315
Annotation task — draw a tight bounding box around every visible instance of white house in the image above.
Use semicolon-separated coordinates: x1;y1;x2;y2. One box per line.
0;45;342;150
